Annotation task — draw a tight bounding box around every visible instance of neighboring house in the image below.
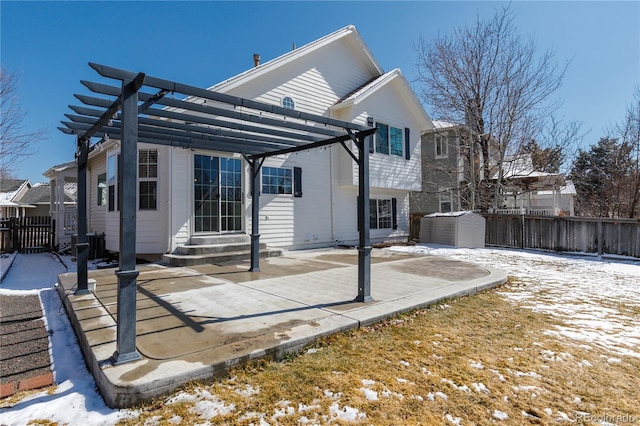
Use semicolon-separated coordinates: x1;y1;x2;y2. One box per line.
411;121;494;214
83;25;433;256
0;179;34;218
19;183;59;216
411;121;574;216
43;161;79;251
497;155;575;216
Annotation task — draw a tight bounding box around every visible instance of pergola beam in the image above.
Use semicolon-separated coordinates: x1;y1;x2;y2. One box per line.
89;62;370;133
77;87;347;139
77;73;144;143
61;120;303;155
248;128;376;160
70;101;324;144
63;114;312;149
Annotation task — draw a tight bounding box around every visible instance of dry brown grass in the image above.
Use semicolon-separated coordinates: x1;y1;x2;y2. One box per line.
113;279;639;424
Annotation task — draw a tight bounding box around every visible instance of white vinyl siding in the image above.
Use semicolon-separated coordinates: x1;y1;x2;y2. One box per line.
139;30;424;253
255;152;332;248
225;40;376;116
333;79;422;192
104;144;168;253
88;157;106;234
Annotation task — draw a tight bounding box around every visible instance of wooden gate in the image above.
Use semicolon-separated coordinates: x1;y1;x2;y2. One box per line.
0;216;52;253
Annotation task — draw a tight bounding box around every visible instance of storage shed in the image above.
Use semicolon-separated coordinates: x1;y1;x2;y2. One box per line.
420;211;486;248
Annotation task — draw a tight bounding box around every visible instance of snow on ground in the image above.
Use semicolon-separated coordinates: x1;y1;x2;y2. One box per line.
388;245;640;359
0;253;131;426
0;246;638;425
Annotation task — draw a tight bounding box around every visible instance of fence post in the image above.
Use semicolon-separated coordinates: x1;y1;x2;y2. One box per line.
520;211;525;249
597;219;603;256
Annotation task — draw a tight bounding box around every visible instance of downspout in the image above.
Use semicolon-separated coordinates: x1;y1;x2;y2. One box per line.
167;147;173;253
327;108;335;244
329;146;335;244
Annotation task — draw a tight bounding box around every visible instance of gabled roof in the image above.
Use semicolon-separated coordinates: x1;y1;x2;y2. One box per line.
432;120;457;129
0;179;30;201
19;183;77;204
43;161;77;179
206;25;384;94
331;68;433;129
498;154;565;190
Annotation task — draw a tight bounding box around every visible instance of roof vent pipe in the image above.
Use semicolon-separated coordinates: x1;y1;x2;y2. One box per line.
253;53;260;67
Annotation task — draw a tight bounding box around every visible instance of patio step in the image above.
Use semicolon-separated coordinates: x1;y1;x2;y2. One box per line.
162;248;282;267
163;233;282;266
189;234;251;245
175;242;268;256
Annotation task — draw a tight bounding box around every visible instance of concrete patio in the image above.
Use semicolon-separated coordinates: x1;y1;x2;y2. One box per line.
56;247;508;408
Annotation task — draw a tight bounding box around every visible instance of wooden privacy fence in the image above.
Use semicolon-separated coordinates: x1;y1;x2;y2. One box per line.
0;216;52;253
484;214;640;258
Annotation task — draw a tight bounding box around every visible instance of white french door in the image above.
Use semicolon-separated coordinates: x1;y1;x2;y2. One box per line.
193;154;242;233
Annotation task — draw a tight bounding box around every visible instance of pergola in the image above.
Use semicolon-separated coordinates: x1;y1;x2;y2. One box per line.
60;63;376;364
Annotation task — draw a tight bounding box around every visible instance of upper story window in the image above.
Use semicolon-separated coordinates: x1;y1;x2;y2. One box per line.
375;122;403;157
282;96;295;110
262;166;292;195
435;136;449;159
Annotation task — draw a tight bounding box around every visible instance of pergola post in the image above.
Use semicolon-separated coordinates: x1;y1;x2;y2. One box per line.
356;133;373;302
249;158;262;272
75;137;90;295
113;76;141;365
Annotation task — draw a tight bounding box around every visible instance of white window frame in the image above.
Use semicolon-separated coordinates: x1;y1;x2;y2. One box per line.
261;166;293;195
439;188;453;213
138;149;158;210
369;198;392;229
435;135;449;159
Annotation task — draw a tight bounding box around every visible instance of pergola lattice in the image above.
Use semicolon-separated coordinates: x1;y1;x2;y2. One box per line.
60;63;376;364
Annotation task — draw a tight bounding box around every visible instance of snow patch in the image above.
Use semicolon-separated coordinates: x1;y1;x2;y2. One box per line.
329;403;366;421
360;387;378;401
493;410;509;420
445;413;463;425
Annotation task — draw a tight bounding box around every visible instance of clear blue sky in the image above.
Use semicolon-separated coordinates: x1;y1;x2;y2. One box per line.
2;1;638;183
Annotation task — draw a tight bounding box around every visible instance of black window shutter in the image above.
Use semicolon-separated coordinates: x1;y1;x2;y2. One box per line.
367;117;375;154
392;197;398;229
293;167;302;197
404;127;411;160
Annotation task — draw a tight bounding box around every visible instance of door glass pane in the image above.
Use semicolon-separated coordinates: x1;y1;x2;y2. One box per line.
220;158;242;232
194;155;219;232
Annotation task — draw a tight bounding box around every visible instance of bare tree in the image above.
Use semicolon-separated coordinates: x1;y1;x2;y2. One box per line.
0;66;45;178
415;6;568;211
618;87;640;217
